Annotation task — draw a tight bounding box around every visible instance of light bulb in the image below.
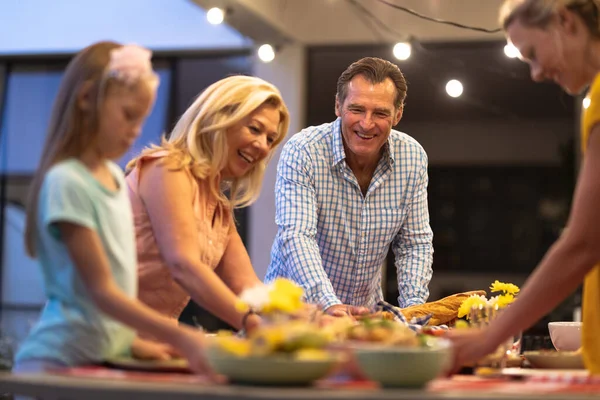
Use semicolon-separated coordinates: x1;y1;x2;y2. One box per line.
207;7;225;25
583;97;591;109
446;79;463;98
258;44;275;63
393;42;411;61
504;43;520;58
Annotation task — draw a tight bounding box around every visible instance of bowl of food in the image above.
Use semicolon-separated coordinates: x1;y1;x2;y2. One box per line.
548;322;582;352
346;320;452;389
206;345;338;386
206;324;340;386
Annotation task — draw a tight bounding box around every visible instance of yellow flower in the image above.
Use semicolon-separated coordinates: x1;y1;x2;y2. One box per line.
249;326;286;356
294;348;330;361
214;336;250;357
496;293;515;308
454;319;470;329
237;279;306;316
489;280;520;295
235;299;250;313
458;295;488;319
263;278;304;314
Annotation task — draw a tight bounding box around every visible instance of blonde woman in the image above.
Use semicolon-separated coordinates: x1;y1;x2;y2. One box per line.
126;75;290;335
449;0;600;374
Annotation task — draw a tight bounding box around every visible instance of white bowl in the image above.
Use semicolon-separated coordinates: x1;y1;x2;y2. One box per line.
548;322;582;352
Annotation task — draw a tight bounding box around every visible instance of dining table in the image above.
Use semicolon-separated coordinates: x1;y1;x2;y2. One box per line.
1;365;600;400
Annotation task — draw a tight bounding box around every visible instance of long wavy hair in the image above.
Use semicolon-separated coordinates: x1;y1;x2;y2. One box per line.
126;75;290;210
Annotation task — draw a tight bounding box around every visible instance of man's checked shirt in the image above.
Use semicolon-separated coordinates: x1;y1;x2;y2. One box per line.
265;118;434;310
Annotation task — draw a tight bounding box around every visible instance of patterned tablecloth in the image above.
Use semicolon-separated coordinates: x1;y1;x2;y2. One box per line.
54;366;600;395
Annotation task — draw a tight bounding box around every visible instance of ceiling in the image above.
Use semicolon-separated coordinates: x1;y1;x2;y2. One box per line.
190;0;576;123
192;0;506;45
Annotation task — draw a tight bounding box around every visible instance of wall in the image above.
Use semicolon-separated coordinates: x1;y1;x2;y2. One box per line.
250;43;306;278
402;118;573;165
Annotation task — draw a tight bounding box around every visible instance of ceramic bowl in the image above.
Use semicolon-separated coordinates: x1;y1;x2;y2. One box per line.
548;321;582;352
205;346;338;386
352;337;452;388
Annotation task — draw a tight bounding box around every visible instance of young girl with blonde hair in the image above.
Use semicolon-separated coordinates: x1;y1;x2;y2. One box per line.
16;41;211;374
126;75;290;333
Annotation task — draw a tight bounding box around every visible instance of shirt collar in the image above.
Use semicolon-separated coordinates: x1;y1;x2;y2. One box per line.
332;118;346;166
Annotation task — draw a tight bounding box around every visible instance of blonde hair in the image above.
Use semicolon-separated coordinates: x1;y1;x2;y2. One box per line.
500;0;600;37
126;75;290;211
24;41;158;257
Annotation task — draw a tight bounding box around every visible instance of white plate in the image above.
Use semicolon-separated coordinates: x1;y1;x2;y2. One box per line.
501;367;589;378
522;350;585;369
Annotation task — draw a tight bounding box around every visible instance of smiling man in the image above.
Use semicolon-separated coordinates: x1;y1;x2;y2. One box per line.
265;57;433;316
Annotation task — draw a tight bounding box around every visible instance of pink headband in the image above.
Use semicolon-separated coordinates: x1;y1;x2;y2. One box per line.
107;44;157;86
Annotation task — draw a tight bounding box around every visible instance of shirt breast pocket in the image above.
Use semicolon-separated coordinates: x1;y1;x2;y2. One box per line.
374;207;406;247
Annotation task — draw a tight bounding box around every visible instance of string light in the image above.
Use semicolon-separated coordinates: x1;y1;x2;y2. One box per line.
206;7;225;25
446;79;463;98
393;42;412;61
504;43;520;58
583;97;591;109
258;44;275;63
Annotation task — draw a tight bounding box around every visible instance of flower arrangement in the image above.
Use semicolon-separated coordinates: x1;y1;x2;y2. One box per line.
457;280;520;320
235;278;305;316
214;278;332;360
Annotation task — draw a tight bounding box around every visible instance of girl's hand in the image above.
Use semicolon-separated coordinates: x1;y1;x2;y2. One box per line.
176;328;225;382
131;336;179;361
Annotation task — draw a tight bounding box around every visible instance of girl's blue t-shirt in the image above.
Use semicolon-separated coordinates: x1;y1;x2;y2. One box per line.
15;159;137;366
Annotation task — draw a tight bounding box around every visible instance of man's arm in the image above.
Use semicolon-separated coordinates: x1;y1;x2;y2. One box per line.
393;153;434;308
271;140;342;310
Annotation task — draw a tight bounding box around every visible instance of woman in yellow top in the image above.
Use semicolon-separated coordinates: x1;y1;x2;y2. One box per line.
449;0;600;373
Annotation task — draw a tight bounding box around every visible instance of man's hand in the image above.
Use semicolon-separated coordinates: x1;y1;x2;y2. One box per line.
324;304;370;317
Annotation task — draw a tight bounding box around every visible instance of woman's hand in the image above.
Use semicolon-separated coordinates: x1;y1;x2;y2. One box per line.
131;336;179;361
243;313;262;334
445;327;497;373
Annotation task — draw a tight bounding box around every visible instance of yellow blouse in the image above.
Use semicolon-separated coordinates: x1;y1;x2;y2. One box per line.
581;73;600;374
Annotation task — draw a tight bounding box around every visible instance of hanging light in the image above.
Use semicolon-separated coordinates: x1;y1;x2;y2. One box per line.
258;44;275;63
393;42;411;61
583;97;591;109
446;79;463;98
206;7;225;25
504;42;520;58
